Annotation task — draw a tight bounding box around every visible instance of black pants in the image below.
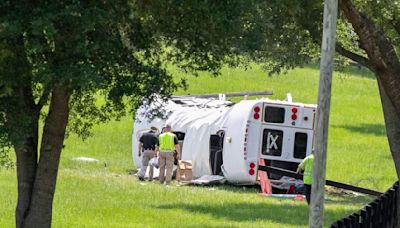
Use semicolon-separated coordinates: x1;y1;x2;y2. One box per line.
303;184;312;205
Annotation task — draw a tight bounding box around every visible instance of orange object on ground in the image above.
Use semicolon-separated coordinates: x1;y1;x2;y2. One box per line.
294;195;306;201
258;158;272;194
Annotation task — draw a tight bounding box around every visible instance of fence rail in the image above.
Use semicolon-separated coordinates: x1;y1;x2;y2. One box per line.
331;181;399;228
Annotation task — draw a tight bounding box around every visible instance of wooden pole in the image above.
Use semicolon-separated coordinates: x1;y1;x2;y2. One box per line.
309;0;338;227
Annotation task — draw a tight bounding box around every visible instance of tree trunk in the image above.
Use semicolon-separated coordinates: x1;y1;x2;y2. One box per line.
339;0;400;176
14;132;38;228
339;1;400;224
339;0;400;173
4;84;39;228
19;85;70;228
378;78;400;180
377;78;400;227
339;0;400;117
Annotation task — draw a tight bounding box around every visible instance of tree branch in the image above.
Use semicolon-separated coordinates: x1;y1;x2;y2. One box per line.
36;86;50;111
335;43;373;71
393;21;400;36
339;0;399;68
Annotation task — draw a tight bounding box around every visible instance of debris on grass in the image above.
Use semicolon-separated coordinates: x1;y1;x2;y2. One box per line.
71;157;99;162
326;186;363;197
261;194;306;202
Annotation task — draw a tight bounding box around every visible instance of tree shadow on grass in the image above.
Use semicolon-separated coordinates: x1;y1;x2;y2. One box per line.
335;66;375;80
305;63;375;80
155;201;356;226
202;183;260;194
325;194;373;205
332;123;386;136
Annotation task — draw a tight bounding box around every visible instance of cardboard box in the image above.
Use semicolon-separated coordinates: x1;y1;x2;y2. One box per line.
176;160;193;181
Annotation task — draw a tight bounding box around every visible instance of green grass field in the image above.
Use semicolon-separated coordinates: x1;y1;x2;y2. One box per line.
0;65;396;227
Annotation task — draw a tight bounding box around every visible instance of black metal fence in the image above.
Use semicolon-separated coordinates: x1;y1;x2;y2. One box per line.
331;182;399;228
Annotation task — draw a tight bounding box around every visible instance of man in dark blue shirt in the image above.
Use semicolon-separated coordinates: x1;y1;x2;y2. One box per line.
138;126;158;181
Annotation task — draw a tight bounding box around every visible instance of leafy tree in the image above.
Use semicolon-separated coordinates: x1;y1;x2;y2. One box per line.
0;1;276;227
253;0;400;183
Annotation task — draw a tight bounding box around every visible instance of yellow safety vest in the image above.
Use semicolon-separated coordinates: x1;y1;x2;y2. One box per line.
299;154;314;185
159;132;176;152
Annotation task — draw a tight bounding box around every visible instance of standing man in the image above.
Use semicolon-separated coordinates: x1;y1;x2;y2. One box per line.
156;124;181;185
138;126;159;181
296;151;314;205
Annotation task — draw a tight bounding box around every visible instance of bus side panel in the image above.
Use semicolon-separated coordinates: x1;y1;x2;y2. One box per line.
246;121;261;181
221;106;256;184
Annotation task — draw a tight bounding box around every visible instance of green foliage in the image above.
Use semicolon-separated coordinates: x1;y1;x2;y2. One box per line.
0;112;13;169
0;1;251;144
0;1;321;145
137;0;323;75
0;1;329;146
353;0;400;54
0;147;13;170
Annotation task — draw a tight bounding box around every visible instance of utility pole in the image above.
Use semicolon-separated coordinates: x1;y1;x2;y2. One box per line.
309;0;338;227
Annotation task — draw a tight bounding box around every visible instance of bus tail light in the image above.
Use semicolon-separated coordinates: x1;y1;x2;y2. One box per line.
253;106;261;120
249;169;255;175
249;162;256;175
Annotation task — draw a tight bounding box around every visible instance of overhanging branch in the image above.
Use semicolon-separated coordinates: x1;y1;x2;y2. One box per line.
335;43;373;71
339;0;399;70
36;86;51;111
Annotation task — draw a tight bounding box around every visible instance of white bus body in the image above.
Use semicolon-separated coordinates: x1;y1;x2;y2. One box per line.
132;96;316;185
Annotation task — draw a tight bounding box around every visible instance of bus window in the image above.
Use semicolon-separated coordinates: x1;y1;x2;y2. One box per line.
264;106;285;123
294;132;307;159
262;129;283;156
210;130;224;175
173;132;186;141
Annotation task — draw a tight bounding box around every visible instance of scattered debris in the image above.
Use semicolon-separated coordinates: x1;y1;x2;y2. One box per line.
326;186;362;197
176;160;193;182
133;166;178;180
182;175;226;185
71;157;99;162
261;194;306;201
270;176;303;191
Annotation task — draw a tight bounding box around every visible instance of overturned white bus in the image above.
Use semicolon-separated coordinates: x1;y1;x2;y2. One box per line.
132;92;316;185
